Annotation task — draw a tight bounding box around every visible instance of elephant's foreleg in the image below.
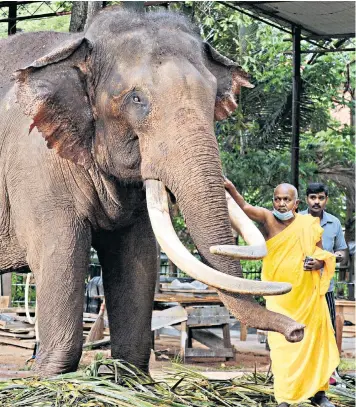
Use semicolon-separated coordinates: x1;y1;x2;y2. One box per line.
95;212;157;373
26;218;91;376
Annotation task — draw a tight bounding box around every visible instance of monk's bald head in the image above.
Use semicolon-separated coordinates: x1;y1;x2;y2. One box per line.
272;183;300;215
274;183;299;200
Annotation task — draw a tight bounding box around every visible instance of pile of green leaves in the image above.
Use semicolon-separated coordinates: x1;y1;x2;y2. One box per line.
0;359;354;407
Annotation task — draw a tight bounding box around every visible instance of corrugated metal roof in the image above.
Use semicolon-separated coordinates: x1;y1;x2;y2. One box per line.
236;1;355;38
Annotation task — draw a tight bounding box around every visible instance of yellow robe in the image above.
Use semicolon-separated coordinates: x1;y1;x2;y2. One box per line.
262;214;339;404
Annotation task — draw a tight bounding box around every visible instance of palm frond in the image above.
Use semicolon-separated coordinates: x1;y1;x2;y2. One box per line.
0;359;354;407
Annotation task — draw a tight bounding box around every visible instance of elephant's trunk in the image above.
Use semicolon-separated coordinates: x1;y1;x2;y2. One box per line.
145;129;304;342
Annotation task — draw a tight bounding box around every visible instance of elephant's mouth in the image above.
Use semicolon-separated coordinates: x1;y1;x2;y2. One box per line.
145;179;292;296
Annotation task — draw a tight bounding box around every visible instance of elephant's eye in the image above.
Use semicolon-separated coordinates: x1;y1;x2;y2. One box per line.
122;90;150;122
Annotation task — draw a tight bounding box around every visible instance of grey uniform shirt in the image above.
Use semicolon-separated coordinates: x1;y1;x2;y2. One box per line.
300;210;347;292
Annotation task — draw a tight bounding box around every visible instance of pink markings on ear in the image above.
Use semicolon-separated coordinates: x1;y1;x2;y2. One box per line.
232;69;254;94
28;110;45;134
214;95;238;121
214;68;254;121
29;121;36;134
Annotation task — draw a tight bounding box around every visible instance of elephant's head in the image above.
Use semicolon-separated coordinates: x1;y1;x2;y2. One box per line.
15;8;304;342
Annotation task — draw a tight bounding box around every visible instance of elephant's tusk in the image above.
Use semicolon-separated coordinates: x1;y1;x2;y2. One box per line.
210;191;267;260
145;179;291;296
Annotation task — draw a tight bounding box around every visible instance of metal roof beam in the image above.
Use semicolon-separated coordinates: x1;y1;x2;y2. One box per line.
306;33;355;40
218;1;329;49
284;48;356;55
234;1;322;37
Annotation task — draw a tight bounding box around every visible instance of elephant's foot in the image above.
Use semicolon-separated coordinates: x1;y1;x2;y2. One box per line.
110;351;151;375
33;347;81;376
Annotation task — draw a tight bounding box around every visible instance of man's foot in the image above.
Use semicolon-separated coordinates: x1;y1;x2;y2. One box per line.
329;370;337;385
310;391;335;407
277;403;290;407
329;376;337;385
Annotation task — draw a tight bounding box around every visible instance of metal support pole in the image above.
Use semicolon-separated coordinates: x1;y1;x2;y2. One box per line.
291;25;301;191
8;3;17;35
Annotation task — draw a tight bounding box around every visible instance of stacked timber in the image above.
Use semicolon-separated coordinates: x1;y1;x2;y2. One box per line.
0;308;36;349
0;309;110;350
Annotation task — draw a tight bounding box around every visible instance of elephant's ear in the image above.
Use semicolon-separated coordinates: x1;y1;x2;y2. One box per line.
15;37;94;169
204;42;253;121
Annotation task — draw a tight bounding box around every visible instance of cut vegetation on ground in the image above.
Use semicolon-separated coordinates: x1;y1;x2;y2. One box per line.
0;358;354;407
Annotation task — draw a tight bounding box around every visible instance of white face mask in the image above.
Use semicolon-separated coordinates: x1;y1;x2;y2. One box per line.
272;209;295;221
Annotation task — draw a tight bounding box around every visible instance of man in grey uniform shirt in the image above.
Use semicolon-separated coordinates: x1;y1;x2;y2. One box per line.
300;183;347;329
300;183;347;385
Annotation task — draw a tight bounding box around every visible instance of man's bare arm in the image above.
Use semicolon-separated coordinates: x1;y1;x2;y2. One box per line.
224;177;269;223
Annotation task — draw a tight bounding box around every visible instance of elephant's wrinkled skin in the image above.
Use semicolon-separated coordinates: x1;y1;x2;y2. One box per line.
0;8;304;375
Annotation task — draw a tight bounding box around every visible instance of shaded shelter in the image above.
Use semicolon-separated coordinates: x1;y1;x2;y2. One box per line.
221;1;355;191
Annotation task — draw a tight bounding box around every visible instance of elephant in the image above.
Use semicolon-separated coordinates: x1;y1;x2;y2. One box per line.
0;7;304;376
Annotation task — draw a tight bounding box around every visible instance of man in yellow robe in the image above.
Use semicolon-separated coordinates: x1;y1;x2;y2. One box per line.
224;179;339;407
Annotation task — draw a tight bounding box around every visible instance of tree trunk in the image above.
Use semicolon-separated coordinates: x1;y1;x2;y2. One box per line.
84;2;104;31
69;1;88;33
345;194;354;243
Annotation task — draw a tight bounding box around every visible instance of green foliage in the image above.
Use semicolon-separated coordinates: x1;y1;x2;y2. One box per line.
0;2;70;38
172;211;196;253
11;273;36;307
170;2;354;257
302;126;355;169
186;2;354;224
1;358;353;406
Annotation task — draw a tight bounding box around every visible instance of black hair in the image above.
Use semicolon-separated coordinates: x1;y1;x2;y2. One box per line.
306;183;329;197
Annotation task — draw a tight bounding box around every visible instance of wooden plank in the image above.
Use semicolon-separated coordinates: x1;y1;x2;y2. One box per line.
0;296;10;308
185;348;234;358
0;337;35;349
335;299;356;306
343;332;356;338
160;288;217;294
0;331;35;338
83;312;102;319
343;325;356;336
335;300;355;324
0;307;35;315
154;293;222;304
151;305;187;331
186;306;230;326
1;327;34;334
191;328;227;349
83;337;111;349
0;320;33;330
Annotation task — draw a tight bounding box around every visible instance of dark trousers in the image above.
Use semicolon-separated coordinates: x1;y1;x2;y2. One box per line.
325;291;336;332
